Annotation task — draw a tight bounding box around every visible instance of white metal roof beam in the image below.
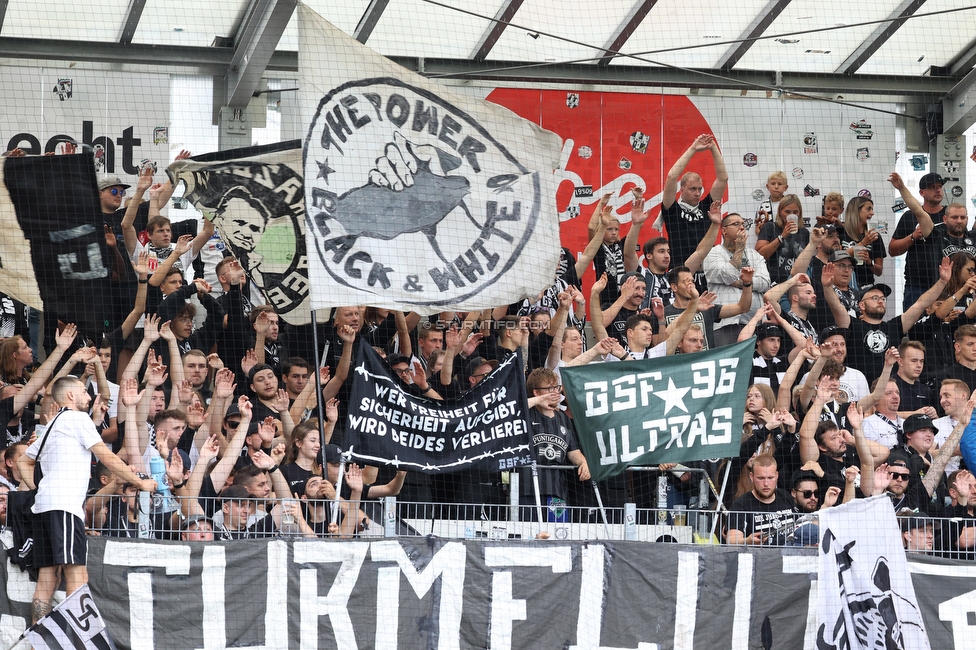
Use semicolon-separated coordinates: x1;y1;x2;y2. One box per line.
471;0;525;61
225;0;296;108
118;0;148;45
354;0;390;44
715;0;792;71
943;66;976;135
598;0;659;67
835;0;927;75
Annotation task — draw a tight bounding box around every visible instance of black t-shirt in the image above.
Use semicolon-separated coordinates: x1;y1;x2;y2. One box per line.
661;195;714;265
758;222;810;284
894;374;936;413
727;489;796;540
663;303;723;350
911;222;976;288
846;318;903;383
608;307;638;346
893;207;945;287
817;448;861;495
519;409;580;501
887;444;947;511
280;463;314;496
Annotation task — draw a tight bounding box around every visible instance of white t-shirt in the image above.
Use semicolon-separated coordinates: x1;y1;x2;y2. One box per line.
800;367;869;403
861;413;902;450
85;377;119;421
27;409;102;519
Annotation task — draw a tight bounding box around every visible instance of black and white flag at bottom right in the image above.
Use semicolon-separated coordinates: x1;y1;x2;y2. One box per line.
817;496;930;650
26;585;116;650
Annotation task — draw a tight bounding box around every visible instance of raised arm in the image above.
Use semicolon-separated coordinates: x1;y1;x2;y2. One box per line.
189;217;215;257
578;201;611;277
791;228;825;277
121;167;152;256
589;273;611;341
663;136;711;209
763;273;802;315
13;324;77;412
820;262;851;328
210;396;254;491
707;136;728;201
685;199;724;273
855;349;899;437
799;377;835;463
888;172;934;239
903;257;951;331
665;293;700;356
623;194;648;273
149;235;193;287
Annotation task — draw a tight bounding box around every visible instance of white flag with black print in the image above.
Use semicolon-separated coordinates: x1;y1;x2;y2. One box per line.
817;496;930;650
298;5;563;314
26;585;116;650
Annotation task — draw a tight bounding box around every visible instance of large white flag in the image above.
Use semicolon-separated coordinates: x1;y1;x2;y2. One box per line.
298;4;562;314
817;496;930;650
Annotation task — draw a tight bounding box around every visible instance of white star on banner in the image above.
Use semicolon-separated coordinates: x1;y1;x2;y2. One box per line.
654;378;690;415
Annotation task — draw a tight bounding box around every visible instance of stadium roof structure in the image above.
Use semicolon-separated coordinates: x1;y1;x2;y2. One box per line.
1;0;974;132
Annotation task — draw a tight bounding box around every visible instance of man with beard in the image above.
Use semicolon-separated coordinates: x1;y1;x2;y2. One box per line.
765;273;818;341
726;455;795;545
798;390;885;497
824;257;951;382
662;265;752;350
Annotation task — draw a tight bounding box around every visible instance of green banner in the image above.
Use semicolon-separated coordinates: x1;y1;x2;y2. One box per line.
561;339;754;481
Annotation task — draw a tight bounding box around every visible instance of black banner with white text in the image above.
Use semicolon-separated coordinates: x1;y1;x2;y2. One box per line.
344;340;532;473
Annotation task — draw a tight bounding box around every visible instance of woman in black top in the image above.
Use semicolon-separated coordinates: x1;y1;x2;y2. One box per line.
841;196;886;287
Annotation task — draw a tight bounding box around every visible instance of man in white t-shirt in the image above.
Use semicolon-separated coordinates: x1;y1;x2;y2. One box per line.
17;377;156;623
861;378;903;449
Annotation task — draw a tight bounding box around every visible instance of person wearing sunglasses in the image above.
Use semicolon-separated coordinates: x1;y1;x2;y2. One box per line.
879;392;976;516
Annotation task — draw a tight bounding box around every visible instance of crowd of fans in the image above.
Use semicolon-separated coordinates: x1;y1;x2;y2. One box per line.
0;135;974;558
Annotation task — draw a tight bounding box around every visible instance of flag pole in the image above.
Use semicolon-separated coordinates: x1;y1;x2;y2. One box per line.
331;447;350;526
710;460;733;539
530;460;545;528
309;309;328;482
590;480;612;538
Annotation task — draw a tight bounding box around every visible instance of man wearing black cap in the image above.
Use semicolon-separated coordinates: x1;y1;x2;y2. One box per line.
749;322;789;393
885;411;967;512
900;512;938;553
889;172;947;309
825;259;950;382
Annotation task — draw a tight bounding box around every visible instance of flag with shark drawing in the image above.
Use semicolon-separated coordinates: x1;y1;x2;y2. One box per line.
298;5;562;314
